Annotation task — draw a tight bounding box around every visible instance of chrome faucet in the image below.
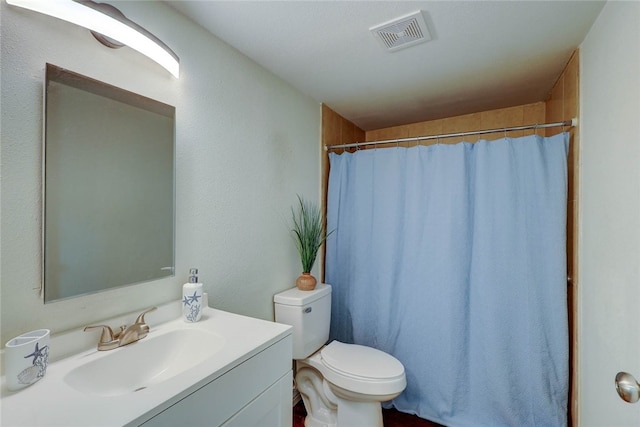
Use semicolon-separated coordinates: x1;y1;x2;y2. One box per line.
84;307;157;351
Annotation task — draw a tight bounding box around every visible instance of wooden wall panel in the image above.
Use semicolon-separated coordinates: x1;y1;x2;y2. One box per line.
365;102;545;145
320;105;365;281
546;50;580;427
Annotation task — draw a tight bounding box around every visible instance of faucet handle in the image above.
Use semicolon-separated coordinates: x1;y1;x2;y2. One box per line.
83;324;115;344
135;306;157;325
113;325;127;339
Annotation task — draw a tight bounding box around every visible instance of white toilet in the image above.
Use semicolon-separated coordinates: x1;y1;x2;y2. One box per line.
274;283;406;427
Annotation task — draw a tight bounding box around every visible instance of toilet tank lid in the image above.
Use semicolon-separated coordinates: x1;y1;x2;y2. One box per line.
274;283;331;306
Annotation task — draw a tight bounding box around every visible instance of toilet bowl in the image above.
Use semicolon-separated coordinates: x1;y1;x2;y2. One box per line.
297;341;406;427
274;284;406;427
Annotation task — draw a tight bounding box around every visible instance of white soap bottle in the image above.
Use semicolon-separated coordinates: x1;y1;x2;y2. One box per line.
182;268;203;322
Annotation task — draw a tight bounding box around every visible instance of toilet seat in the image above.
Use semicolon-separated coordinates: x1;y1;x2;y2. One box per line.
315;341;406;396
321;341;404;380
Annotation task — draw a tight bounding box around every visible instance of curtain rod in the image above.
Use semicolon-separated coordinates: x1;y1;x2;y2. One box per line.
325;118;577;152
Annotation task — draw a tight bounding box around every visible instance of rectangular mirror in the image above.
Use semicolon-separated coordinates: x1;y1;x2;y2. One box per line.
44;64;175;303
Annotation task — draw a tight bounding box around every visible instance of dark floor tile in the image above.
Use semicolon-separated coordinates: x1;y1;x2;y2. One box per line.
293;401;444;427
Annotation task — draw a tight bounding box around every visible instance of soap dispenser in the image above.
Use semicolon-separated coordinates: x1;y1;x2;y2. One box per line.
182;268;203;322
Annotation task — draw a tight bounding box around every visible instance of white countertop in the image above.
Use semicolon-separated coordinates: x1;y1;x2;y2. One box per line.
0;303;291;427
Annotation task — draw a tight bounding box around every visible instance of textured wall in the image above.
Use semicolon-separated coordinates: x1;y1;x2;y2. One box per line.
0;1;320;346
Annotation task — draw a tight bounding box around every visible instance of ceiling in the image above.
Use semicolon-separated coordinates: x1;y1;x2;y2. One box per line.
166;1;605;131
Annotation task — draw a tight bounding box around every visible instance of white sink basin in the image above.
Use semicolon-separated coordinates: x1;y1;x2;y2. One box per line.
1;304;291;427
63;328;225;396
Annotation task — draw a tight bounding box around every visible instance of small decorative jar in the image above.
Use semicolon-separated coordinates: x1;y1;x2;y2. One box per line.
296;272;317;291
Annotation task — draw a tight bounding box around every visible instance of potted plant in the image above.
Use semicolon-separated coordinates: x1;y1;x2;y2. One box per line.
291;195;332;290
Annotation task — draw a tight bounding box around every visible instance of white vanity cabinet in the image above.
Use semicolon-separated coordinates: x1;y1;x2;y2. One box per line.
1;306;292;427
137;335;293;427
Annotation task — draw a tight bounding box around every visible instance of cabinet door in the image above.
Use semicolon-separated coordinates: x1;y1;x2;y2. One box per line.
222;371;292;427
139;336;292;427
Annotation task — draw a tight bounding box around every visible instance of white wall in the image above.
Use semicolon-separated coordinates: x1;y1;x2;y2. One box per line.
579;1;640;425
0;2;320;345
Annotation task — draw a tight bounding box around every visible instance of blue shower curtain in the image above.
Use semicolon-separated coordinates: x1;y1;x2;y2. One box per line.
326;133;569;427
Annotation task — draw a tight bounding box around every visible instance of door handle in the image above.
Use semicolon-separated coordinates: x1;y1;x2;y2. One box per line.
615;372;640;403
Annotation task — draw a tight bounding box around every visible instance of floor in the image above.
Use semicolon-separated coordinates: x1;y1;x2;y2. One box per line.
293;401;445;427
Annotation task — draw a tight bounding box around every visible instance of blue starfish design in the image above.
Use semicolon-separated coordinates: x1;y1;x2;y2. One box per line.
24;342;48;365
182;295;191;306
187;291;201;304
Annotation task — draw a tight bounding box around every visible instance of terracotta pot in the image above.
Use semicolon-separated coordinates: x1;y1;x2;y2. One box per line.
296;273;317;291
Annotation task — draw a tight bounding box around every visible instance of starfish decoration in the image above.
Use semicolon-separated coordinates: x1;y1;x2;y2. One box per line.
186;304;200;322
24;342;48;365
182;295;192;306
187;291;201;304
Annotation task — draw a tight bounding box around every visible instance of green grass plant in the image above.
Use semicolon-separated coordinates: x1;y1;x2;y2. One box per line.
291;195;333;273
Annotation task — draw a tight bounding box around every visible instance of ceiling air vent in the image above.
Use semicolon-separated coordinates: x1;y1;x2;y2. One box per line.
370;10;432;52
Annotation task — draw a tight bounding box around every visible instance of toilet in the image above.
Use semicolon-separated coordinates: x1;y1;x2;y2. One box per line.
274;284;406;427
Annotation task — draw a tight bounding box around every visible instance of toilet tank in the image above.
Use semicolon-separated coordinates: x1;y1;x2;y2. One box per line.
274;284;331;359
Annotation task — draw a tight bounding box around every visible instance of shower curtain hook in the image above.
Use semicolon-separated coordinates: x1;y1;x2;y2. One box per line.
534;124;539;136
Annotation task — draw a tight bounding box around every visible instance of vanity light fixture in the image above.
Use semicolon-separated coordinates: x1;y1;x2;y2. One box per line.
6;0;180;78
